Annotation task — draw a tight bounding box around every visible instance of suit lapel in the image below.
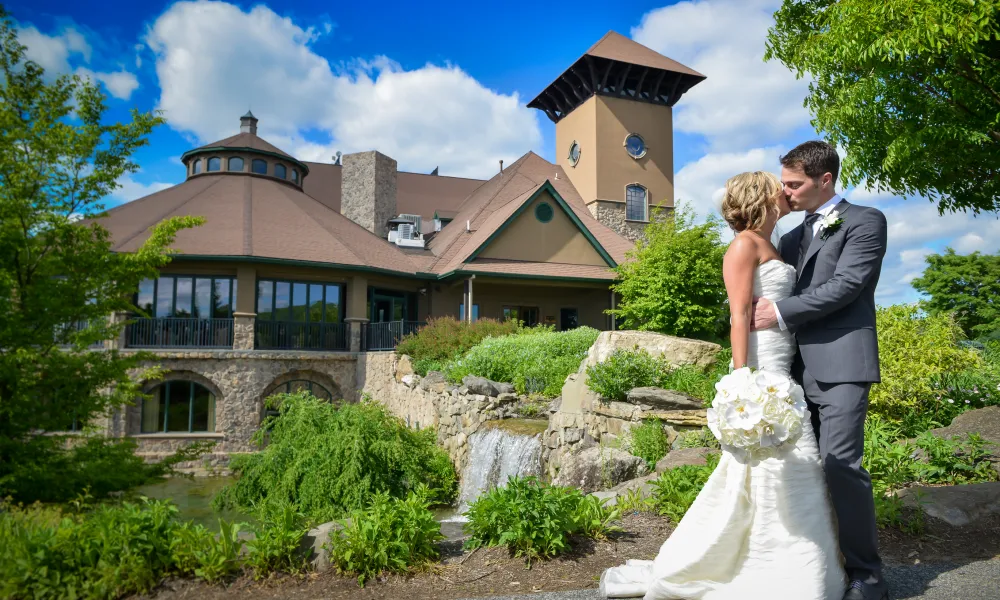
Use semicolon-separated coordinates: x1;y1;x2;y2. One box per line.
783;225;803;267
799;199;850;280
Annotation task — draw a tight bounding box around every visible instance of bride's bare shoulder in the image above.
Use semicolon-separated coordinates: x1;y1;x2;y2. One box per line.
724;232;762;263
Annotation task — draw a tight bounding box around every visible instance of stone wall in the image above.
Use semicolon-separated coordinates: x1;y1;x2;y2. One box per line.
341;151;397;238
589;200;672;243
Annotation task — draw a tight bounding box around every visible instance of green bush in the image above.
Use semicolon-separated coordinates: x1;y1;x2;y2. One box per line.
244;499;310;580
871;305;982;433
446;327;600;396
396;317;524;376
463;476;620;564
327;488;443;587
674;427;721;450
170;518;243;583
586;347;731;405
216;392;457;523
650;453;720;522
629;420;670;471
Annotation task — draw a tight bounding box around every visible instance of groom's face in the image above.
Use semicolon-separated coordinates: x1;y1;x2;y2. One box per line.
781;165;829;212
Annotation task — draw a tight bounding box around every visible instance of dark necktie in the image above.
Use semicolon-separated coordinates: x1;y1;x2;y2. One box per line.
798;212;822;268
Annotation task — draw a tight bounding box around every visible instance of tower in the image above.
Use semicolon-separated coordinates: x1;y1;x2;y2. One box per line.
528;32;705;241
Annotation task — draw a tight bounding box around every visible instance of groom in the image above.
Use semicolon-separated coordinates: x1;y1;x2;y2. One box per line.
752;141;889;600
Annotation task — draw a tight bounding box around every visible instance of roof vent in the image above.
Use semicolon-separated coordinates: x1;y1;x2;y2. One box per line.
240;110;258;135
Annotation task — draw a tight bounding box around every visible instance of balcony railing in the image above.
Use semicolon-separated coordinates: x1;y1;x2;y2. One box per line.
125;317;234;349
363;320;424;351
57;320;106;349
255;321;349;351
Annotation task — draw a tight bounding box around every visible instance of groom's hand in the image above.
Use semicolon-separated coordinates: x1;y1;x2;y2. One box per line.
751;298;778;331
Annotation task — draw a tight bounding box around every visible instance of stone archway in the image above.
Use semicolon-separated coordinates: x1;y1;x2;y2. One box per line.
125;370;226;435
259;369;345;421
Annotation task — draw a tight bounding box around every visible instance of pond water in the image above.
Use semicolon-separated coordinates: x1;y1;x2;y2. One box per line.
133;476;253;530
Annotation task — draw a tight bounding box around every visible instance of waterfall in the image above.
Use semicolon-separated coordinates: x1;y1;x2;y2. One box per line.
446;426;543;521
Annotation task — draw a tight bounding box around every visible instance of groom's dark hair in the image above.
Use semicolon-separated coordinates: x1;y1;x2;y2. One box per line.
780;141;839;183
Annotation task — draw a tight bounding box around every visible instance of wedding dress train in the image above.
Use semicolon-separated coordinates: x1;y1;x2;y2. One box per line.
600;261;847;599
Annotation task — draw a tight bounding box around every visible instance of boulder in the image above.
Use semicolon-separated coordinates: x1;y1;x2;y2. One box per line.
898;482;1000;527
655;447;717;473
495;382;516;395
419;371;449;393
548;397;562;414
299;520;346;572
395;355;414;382
462;375;515;397
582;331;721;371
552;446;648;493
930;406;1000;448
646;409;709;428
627;387;704;411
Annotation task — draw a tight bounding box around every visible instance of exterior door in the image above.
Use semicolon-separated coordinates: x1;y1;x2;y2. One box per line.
560;308;579;330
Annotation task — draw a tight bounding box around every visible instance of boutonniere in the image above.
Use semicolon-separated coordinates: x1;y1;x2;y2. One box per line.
818;210;844;239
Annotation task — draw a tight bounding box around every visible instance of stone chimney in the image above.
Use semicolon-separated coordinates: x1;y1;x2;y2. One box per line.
341;151;397;238
240;110;258;135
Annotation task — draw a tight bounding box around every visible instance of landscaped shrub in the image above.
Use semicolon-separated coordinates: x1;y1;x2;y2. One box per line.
327;488;443;587
674;427;721;450
649;453;720;522
586;347;731;405
446;327;600;396
244;499;310;580
463;476;620;564
169;518;244;583
215;392;458;523
629;420;671;471
871;305;983;434
395;316;524;376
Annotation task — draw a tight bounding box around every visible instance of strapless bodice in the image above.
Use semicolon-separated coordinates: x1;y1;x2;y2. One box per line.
748;261;797;374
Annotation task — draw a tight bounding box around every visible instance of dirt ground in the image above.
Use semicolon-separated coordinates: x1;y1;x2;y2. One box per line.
138;510;1000;600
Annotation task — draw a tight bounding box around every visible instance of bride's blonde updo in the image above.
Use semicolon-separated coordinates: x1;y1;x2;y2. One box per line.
720;171;783;232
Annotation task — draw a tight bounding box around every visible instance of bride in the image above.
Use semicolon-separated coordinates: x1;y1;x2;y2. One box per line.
600;171;847;599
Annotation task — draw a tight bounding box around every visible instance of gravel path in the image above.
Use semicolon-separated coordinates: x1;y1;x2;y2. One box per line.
463;559;1000;600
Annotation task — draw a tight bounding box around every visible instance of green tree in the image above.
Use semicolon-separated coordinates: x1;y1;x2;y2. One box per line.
766;0;1000;213
0;8;202;502
911;248;1000;339
609;205;728;341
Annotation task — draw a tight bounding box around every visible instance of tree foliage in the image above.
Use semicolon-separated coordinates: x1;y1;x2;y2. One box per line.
766;0;1000;213
609;205;729;341
911;248;1000;339
0;8;202;501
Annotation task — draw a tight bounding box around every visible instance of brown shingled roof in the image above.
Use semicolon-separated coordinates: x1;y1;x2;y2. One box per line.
586;31;704;78
97;174;421;275
191;132;295;159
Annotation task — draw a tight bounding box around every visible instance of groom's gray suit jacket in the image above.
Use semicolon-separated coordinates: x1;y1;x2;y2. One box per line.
776;200;888;384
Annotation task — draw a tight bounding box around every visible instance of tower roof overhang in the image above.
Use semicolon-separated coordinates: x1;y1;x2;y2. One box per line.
527;31;706;124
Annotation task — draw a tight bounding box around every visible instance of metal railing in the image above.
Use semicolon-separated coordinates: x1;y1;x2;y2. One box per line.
56;320;107;349
363;320;424;351
255;321;349;351
125;317;234;349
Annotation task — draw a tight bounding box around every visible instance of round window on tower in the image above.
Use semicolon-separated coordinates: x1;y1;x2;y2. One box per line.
568;140;581;167
535;202;554;223
624;133;647;159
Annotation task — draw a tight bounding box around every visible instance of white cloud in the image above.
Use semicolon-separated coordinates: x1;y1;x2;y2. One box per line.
632;0;811;150
76;68;140;100
16;25;92;74
144;1;542;179
846;181;899;204
109;175;173;206
675;145;786;220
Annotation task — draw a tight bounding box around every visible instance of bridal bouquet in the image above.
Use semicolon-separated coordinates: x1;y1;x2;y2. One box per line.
706;367;809;461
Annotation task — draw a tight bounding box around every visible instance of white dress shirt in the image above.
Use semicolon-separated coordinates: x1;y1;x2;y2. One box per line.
773;194;842;331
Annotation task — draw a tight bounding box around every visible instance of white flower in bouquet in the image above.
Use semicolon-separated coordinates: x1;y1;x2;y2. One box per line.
724;397;763;430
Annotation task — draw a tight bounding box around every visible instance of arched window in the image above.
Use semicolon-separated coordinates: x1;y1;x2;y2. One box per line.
192;159;202;175
228;157;244;171
274;164;287;179
141;381;216;433
251;159;268;174
207;157;221;172
626;184;648;221
291;169;299;184
263;379;335;420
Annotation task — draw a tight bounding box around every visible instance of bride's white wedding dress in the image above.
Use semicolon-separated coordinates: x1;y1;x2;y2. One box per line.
600;261;847;600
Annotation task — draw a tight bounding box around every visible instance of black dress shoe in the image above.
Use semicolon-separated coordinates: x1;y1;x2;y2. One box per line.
843;579;889;600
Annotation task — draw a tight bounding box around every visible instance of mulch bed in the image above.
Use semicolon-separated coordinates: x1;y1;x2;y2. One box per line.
139;511;1000;600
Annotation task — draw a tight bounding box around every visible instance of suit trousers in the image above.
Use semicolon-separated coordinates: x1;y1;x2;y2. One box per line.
792;354;883;584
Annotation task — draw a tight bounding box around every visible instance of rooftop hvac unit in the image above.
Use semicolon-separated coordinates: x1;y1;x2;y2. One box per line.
398;223;414;240
398;213;422;235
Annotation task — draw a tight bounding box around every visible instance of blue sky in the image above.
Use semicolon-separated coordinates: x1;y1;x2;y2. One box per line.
7;0;1000;306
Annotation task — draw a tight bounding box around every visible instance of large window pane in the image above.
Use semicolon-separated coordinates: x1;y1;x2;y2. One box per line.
257;281;273;320
156;277;173;317
213;280;232;319
190;384;214;432
138;279;155;315
275;164;287;179
141;386;164;433
309;284;324;322
626;185;647;221
324;285;341;322
194;278;212;318
252;159;268;174
174;277;193;317
228;157;244;171
292;283;308;322
166;382;191;432
207;157;221;172
275;282;291;321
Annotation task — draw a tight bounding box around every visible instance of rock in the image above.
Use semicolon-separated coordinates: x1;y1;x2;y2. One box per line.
646;409;708;428
627;387;704;411
593;401;641;420
548;397;562;414
930;406;1000;449
400;374;416;388
552;446;648;493
419;371;449;393
395;355;414;382
898;482;1000;527
583;331;721;371
495;382;516;395
300;520;346;572
496;392;519;405
655;447;717;473
462;375;515;397
563;427;584;444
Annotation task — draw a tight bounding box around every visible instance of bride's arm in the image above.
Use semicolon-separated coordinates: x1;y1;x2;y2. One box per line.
723;235;757;370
